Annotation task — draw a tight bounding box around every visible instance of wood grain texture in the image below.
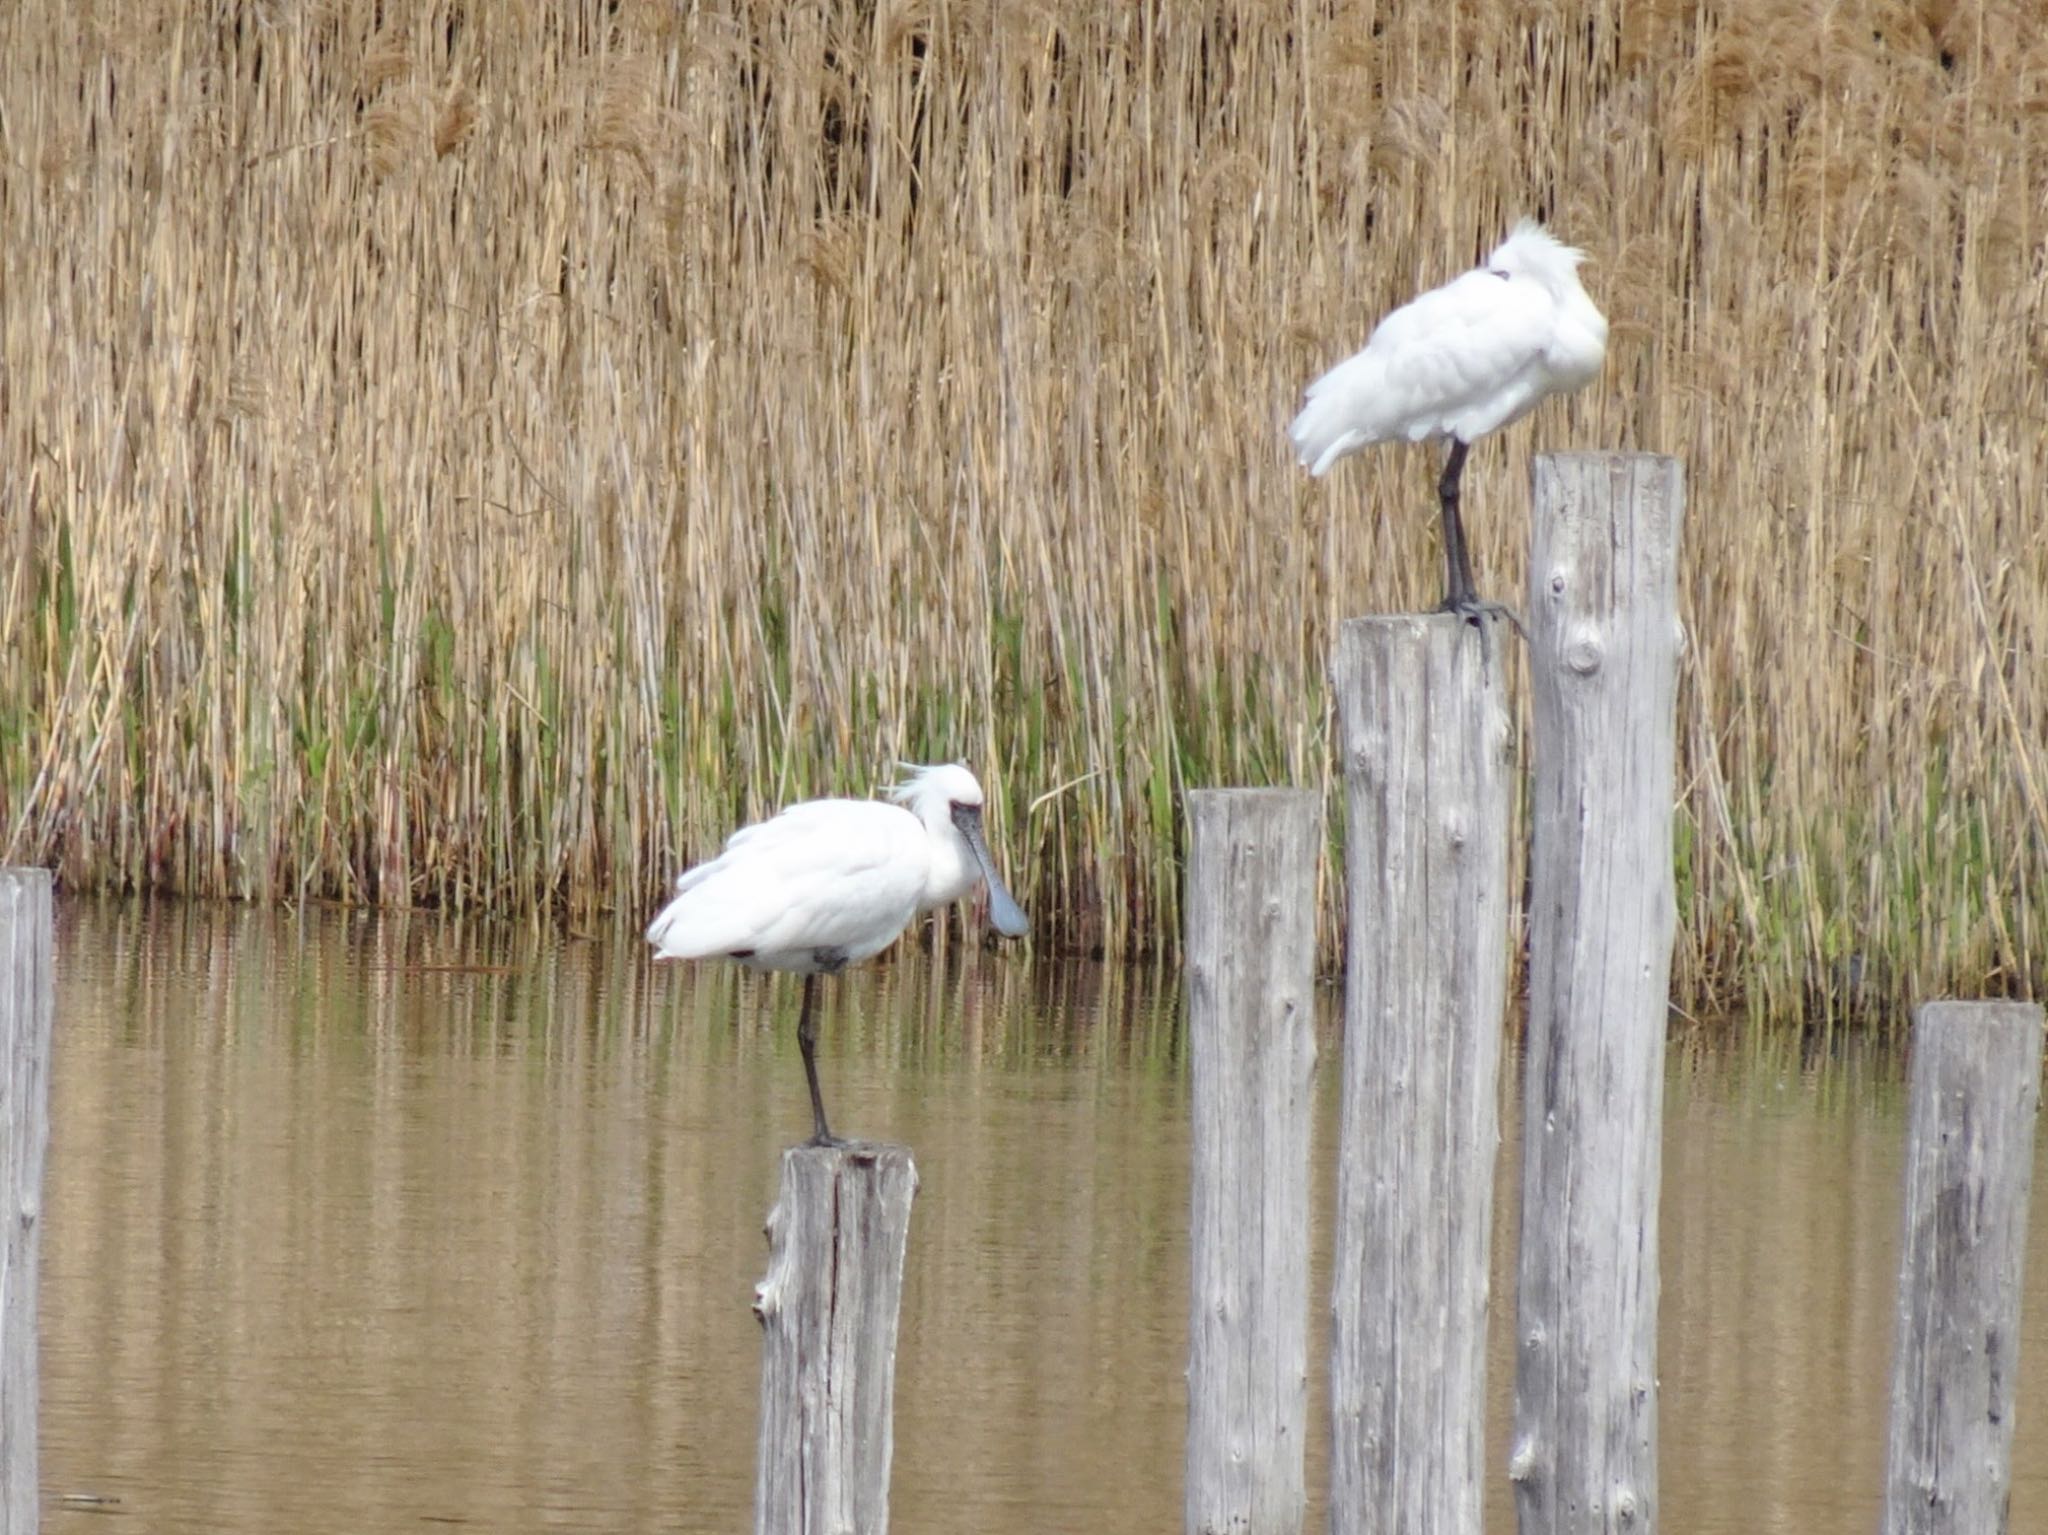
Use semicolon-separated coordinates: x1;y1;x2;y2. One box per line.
1329;614;1513;1535
753;1142;919;1535
0;869;52;1535
1184;789;1320;1535
1882;1001;2044;1535
1511;454;1684;1535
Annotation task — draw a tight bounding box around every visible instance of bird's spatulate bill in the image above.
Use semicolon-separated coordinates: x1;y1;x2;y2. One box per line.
959;808;1029;938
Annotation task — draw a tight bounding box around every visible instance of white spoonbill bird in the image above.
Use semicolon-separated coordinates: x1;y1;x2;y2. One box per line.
1289;220;1608;615
645;762;1029;1145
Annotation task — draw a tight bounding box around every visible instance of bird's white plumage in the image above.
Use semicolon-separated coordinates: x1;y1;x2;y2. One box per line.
1290;220;1608;476
645;762;1025;972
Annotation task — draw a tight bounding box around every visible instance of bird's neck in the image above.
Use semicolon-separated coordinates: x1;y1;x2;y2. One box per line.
920;818;974;911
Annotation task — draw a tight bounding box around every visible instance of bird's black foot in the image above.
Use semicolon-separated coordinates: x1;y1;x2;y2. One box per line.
803;1129;849;1150
1438;594;1527;640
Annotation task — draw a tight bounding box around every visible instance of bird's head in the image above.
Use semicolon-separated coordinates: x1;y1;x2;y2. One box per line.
1489;219;1589;285
889;761;985;816
889;762;1029;939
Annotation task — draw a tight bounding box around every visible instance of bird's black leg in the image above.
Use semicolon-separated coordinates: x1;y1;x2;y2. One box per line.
795;973;844;1148
1437;439;1478;612
1435;440;1525;637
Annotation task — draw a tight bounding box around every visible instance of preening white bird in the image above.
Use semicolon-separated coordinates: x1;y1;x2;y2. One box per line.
1289;220;1608;615
646;761;1029;1145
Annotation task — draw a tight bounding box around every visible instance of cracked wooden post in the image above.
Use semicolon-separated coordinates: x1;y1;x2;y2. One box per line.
1880;1000;2043;1535
1;868;54;1535
1184;789;1319;1535
1328;615;1513;1535
753;1143;918;1535
1511;454;1684;1534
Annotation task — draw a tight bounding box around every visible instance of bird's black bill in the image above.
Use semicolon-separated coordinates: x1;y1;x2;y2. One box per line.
954;805;1030;939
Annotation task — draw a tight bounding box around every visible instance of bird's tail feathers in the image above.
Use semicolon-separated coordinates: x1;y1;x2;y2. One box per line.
644;902;688;955
1288;388;1370;477
645;881;743;959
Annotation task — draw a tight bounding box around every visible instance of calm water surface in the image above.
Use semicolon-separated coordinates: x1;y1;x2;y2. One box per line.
39;902;2048;1532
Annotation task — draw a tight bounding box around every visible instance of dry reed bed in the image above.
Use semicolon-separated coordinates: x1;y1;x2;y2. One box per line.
2;0;2044;1023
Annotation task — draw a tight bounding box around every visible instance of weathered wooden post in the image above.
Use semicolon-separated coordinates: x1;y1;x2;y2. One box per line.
753;1143;919;1535
1328;614;1513;1535
1880;1000;2043;1535
1184;789;1319;1535
1511;453;1684;1534
1;868;53;1535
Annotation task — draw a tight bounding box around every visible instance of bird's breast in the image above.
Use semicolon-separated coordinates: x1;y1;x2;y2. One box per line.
1546;294;1609;387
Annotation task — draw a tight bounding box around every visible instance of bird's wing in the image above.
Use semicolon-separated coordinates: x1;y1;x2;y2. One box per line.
1291;269;1560;472
646;800;926;962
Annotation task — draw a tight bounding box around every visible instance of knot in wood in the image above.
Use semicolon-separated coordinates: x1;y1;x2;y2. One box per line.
1564;635;1602;674
1613;1485;1641;1523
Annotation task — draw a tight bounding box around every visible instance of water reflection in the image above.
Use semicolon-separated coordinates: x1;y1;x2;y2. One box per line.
39;902;2048;1533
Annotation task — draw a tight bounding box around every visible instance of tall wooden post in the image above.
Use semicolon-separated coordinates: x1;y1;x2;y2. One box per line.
1881;1000;2044;1535
1328;614;1513;1535
1511;453;1685;1534
1;868;53;1535
754;1143;919;1535
1183;789;1319;1535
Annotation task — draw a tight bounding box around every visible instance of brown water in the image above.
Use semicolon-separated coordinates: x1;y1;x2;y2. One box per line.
37;902;2048;1533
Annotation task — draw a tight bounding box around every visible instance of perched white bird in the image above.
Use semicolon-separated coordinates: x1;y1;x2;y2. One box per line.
1289;220;1608;614
646;761;1029;1144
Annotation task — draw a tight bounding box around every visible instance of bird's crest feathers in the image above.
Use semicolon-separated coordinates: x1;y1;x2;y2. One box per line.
1489;219;1588;278
888;761;984;814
